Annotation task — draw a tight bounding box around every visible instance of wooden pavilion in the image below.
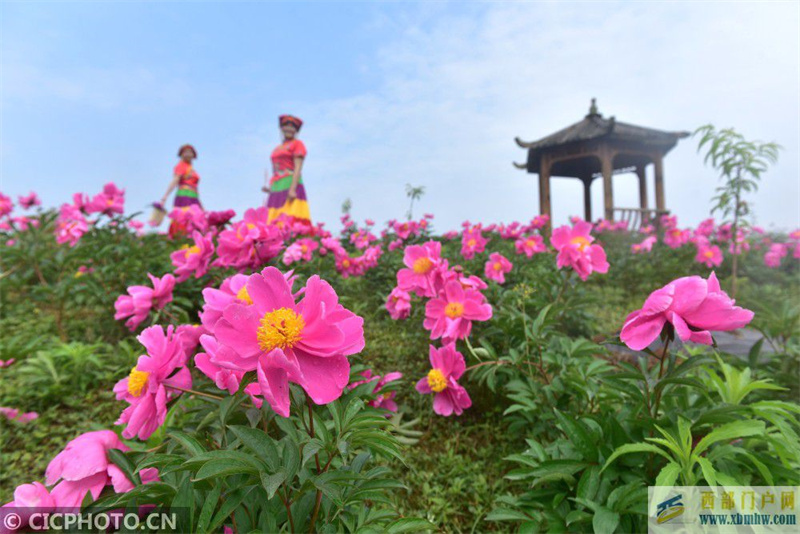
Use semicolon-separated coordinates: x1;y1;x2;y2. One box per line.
514;99;689;227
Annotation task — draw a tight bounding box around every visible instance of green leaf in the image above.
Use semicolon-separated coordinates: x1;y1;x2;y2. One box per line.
602;443;671;472
385;518;436;533
554;409;597;462
196;483;221;533
260;469;287;499
107;448;141;486
695;456;717;486
193;459;259;481
169;430;207;456
209;487;253;532
693;420;765;456
576;465;601;501
228;425;278;468
486;508;534;522
654;462;681;487
592;506;620;534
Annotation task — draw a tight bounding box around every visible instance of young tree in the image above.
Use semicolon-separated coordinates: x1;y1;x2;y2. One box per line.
405;184;425;220
695;124;780;296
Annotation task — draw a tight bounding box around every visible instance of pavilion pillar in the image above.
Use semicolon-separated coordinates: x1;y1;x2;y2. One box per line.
654;154;665;212
583;178;592;222
539;155;552;231
636;165;648;210
601;151;614;220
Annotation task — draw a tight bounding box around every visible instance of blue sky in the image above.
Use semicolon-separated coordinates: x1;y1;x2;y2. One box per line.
2;1;798;232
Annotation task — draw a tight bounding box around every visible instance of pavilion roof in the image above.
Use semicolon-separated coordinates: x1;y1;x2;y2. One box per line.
515;99;690;152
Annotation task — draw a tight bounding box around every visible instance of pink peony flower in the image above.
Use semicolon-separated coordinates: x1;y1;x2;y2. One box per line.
393;220;416;240
0;407;37;423
514;234;546;257
45;430;158;507
0;193;13;217
170;231;214;282
349;370;403;413
207;209;236;228
114;274;176;331
113;326;192;440
3;481;61;510
695;218;716;237
415;344;471;416
695;244;723;268
282;238;318;265
385;287;412;320
200;273;254;331
397;241;447;298
716;224;733;242
527;215;549;231
551;221;609;281
85;182;125;216
764;243;788;268
214;209;284;269
661;215;678;230
461;227;487;259
424;281;492;342
195;336;245;395
55;204;88;247
631;236;657;254
18;192;40;209
484;252;512;284
663;227;691;249
350;229;377;250
210;267;365;416
620;272;754;351
388;238;404;251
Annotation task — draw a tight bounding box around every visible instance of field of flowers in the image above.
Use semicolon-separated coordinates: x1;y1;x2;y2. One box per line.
1;185;799;533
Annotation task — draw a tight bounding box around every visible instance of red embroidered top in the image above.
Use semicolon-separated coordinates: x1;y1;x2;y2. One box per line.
270;139;307;182
174;161;199;192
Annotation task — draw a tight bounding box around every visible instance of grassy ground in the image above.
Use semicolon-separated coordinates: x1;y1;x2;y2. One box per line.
1;227;797;533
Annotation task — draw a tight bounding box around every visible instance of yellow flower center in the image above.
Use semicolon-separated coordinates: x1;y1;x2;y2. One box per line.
236;286;253;305
246;223;256;230
467;238;477;247
257;308;305;352
570;236;591;251
127;367;150;397
526;239;536;247
671;229;682;238
704;250;714;258
74;270;85;278
342;259;351;268
412;257;434;275
493;262;502;271
427;369;447;393
301;244;308;253
444;302;464;318
185;245;201;257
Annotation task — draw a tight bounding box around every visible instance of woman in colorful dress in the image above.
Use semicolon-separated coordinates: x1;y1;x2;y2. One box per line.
161;144;202;237
263;115;311;227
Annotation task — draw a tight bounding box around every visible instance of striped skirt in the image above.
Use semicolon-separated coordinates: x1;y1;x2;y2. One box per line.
267;173;311;224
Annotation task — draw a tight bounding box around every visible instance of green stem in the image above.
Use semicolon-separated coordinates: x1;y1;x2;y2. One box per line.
307;397;323;533
166;384;224;401
651;337;672;419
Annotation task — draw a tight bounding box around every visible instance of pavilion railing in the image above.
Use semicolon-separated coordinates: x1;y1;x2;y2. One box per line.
612;207;670;231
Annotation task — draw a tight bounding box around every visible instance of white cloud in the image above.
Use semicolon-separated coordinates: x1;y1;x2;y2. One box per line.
291;1;800;231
